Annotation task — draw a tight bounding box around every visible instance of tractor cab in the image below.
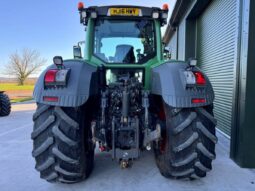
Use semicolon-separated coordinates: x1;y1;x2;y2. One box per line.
76;3;169;66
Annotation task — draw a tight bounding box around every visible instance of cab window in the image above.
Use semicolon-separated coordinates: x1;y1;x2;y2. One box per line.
94;19;156;64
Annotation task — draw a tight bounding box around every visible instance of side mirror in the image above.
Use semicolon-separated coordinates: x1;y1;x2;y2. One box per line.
73;45;82;59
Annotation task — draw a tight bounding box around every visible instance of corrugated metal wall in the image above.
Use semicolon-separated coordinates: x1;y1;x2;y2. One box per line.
178;20;186;60
197;0;239;136
167;32;177;59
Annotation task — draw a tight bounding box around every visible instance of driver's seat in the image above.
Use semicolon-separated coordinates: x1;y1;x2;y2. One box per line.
114;45;135;63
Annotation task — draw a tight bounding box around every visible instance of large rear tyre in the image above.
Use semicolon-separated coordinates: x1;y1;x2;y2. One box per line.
31;104;94;183
0;93;11;116
154;104;217;179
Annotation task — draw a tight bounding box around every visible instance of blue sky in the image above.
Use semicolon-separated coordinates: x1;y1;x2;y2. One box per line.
0;0;175;76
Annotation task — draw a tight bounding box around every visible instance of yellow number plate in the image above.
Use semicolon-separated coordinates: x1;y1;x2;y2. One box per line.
109;8;140;16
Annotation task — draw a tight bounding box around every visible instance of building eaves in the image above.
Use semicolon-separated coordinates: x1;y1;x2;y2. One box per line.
163;0;212;44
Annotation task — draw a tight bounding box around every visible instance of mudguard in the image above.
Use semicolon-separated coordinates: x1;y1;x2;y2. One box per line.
151;61;214;108
33;60;98;107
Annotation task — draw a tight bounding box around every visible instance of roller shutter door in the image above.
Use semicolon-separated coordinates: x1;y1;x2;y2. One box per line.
167;32;177;59
197;0;239;136
178;20;186;61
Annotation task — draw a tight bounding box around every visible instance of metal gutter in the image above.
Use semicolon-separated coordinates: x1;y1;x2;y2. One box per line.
163;0;212;44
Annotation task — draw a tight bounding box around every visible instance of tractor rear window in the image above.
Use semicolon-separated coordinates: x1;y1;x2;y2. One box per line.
93;19;156;64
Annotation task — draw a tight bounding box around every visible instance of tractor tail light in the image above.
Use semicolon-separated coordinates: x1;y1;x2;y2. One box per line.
184;71;196;86
44;69;70;86
44;70;58;84
194;71;206;85
184;71;206;86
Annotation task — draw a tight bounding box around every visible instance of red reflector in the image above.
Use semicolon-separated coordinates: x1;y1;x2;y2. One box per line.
43;96;59;102
44;70;58;83
192;98;206;104
194;71;206;85
158;103;166;121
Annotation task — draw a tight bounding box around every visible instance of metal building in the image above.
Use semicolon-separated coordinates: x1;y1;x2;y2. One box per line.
163;0;255;168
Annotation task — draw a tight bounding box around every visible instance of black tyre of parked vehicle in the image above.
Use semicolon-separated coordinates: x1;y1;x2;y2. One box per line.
31;104;94;183
0;93;11;116
154;103;217;179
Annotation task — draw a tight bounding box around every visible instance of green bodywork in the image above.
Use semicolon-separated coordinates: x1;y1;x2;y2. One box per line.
71;19;166;90
34;6;215;109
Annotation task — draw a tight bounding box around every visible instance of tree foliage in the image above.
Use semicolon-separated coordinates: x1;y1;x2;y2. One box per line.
4;49;46;85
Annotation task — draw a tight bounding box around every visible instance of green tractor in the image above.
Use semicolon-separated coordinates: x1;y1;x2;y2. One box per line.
31;3;217;183
0;91;11;117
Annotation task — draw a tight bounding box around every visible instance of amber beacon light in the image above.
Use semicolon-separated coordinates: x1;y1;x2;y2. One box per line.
78;2;85;11
163;3;169;10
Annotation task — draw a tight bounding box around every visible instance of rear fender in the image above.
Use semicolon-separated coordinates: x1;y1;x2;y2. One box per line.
151;61;214;108
33;60;98;107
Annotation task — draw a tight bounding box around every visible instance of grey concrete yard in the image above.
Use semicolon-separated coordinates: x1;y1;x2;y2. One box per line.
0;102;255;191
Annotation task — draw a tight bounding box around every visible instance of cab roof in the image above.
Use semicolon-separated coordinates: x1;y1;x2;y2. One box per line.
78;5;168;26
